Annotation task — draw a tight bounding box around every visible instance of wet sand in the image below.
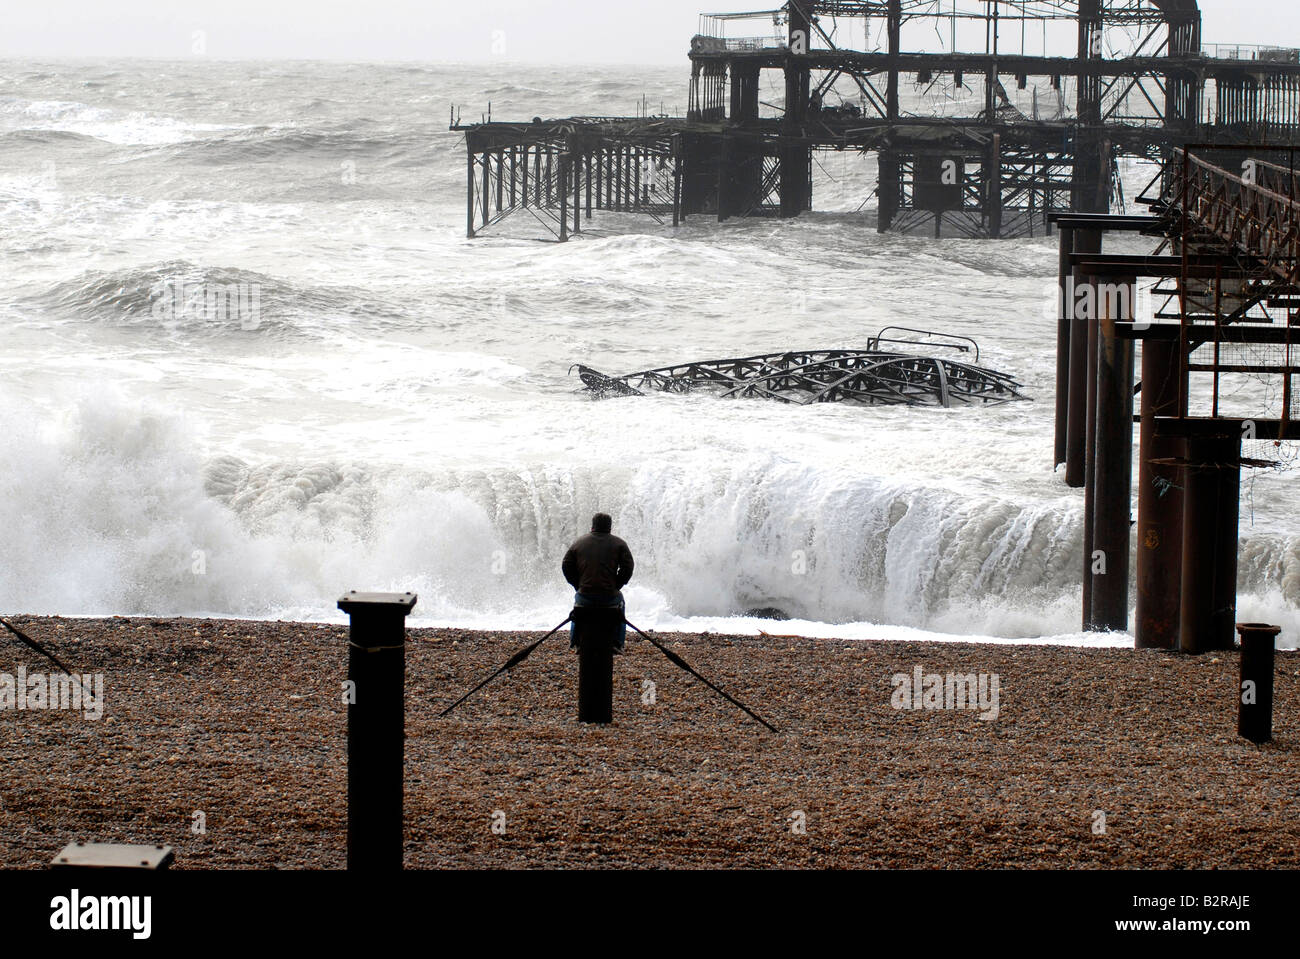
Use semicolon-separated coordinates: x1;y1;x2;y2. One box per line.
1;615;1297;869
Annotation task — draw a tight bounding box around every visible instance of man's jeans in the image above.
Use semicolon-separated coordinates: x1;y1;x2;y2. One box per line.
570;592;626;652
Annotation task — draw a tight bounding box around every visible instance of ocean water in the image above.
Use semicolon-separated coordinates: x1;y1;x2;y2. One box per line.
1;59;1297;647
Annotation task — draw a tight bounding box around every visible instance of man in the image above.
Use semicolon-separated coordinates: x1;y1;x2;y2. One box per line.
562;513;634;652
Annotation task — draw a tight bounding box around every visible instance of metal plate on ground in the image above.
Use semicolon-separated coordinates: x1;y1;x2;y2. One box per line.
51;842;175;870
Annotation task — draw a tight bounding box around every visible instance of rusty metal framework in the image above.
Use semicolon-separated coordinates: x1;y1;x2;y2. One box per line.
462;118;681;239
1141;145;1300;424
1050;142;1299;651
571;332;1026;407
455;2;1300;240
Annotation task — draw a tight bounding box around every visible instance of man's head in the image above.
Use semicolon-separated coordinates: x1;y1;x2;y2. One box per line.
591;512;612;535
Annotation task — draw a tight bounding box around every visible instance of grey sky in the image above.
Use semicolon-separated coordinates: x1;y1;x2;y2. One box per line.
1;1;1295;63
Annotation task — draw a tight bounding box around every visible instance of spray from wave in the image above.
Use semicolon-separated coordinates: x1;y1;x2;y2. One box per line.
2;393;1296;645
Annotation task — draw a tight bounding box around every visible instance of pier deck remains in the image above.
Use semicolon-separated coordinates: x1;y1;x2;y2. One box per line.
455;2;1300;240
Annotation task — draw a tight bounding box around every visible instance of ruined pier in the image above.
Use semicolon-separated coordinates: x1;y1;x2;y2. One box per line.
455;1;1300;240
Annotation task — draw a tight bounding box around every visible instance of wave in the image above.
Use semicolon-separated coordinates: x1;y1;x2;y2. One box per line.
0;128;108;146
0;97;243;146
132;124;437;165
2;393;1296;643
23;261;419;338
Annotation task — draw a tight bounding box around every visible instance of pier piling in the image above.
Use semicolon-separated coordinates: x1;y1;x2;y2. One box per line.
1135;338;1185;649
1053;226;1074;469
1178;435;1240;654
1089;276;1136;632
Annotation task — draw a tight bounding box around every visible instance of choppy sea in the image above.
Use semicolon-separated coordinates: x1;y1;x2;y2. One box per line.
2;59;1296;646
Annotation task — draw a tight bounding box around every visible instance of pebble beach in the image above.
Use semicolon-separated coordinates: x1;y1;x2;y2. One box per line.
1;615;1298;869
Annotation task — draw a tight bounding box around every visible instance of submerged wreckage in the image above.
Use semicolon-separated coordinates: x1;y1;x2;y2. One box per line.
573;328;1027;408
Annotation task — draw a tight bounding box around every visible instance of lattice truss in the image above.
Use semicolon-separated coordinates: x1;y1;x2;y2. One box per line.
464;120;680;239
716;1;1180;126
1148;146;1300;469
572;331;1027;408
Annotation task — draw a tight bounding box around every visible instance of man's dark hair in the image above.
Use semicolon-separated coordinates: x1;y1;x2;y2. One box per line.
591;513;612;535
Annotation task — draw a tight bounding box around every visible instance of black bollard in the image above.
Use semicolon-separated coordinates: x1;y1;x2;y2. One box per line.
337;590;417;871
572;606;621;724
1237;623;1280;744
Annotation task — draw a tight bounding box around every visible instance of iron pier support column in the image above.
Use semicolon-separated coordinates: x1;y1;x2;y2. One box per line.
338;590;417;872
1053;225;1075;468
559;153;569;242
718;134;733;222
1089;276;1136;632
780;1;812;218
987;133;1003;239
481;149;491;231
573;151;583;235
878;151;900;232
878;0;902;233
466;151;477;238
1135;339;1185;649
1081;276;1100;626
1178;434;1241;654
672;138;683;227
1065;228;1100;488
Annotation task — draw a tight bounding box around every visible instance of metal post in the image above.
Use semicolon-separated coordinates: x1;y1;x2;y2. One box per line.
559;154;569;242
1179;434;1240;654
718;135;731;222
466;152;477;239
573;608;618;724
1135;339;1185;649
987;134;1003;239
481;150;491;230
1065;229;1100;486
574;152;582;234
1081;270;1100;626
1090;276;1135;632
878;151;900;233
1054;225;1074;468
495;150;504;213
578;642;613;724
672;153;682;227
1237;623;1279;744
1214;438;1242;645
337;590;417;872
615;147;623;212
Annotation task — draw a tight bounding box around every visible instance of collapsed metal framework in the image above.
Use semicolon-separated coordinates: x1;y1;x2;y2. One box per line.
455;1;1300;240
572;332;1026;408
461;117;680;240
1052;144;1298;651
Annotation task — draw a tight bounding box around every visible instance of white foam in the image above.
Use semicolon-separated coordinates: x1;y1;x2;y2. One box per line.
1;390;1295;649
0;97;243;145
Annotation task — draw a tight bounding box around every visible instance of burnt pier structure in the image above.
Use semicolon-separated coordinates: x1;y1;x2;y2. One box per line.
455;1;1300;240
1054;144;1298;647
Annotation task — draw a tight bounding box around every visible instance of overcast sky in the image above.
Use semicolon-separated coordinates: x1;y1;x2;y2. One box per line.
1;1;1296;63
